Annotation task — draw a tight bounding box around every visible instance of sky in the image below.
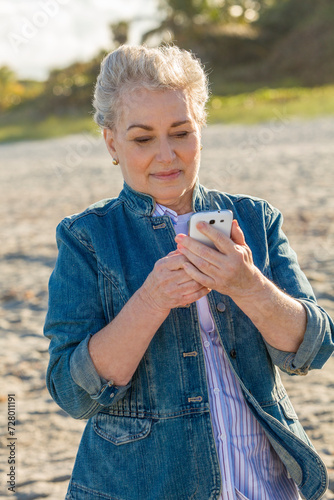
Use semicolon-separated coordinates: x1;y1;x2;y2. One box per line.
0;0;160;81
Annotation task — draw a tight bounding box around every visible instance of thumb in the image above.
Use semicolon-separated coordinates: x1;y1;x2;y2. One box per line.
168;249;182;256
231;220;246;245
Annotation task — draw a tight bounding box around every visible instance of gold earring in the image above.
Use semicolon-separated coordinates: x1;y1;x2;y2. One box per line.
112;158;119;166
200;145;203;151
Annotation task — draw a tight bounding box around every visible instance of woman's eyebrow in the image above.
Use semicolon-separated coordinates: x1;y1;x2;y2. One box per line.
127;124;153;131
126;120;191;132
171;120;191;128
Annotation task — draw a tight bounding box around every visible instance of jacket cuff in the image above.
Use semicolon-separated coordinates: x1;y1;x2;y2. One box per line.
264;299;326;375
70;334;130;406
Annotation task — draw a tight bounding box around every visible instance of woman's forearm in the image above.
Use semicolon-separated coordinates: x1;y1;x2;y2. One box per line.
88;250;210;387
88;287;170;386
232;270;307;353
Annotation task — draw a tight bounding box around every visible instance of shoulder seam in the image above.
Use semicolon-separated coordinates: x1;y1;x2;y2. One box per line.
59;219;95;254
64;198;124;229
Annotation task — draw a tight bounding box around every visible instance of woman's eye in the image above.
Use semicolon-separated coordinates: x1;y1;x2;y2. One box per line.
134;137;151;144
174;131;189;138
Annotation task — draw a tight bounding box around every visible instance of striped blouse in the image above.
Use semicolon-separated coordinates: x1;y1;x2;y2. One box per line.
153;204;300;500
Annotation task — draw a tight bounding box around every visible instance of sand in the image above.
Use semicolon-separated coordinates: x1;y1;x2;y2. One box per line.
0;115;333;499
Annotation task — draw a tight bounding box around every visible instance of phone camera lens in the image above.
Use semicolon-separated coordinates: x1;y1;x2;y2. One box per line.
209;219;215;224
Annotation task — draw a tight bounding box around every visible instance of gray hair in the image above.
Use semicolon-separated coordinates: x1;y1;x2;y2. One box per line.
92;44;209;130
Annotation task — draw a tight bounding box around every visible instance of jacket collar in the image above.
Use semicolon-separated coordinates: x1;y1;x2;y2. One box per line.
119;182;155;216
119;178;211;216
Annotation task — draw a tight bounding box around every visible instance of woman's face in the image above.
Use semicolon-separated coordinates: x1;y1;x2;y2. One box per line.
104;88;201;214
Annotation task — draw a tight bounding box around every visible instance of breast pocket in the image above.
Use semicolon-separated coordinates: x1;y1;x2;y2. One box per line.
93;412;152;446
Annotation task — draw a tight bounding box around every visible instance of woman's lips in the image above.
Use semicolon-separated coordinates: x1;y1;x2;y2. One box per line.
151;169;181;180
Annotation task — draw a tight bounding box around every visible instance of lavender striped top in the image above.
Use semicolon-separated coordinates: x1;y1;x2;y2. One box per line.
154;204;300;500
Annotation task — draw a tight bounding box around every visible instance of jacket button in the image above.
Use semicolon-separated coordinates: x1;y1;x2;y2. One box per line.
230;349;237;359
216;302;226;312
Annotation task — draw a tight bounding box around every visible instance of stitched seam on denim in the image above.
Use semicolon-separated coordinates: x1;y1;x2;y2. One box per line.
80;401;103;420
278;400;298;420
122;199;153;217
60;222;95;254
233;196;272;230
63;199;128;251
103;275;112;322
65;199;124;228
263;201;275;231
234;194;265;203
93;422;151;444
70;480;122;500
187;417;200;500
259;397;298;417
257;388;290;407
119;184;155;214
265;204;288;286
107;407;210;419
97;266;127;306
259;400;282;407
71;228;96;253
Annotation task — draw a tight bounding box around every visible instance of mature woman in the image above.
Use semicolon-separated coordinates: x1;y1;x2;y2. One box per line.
44;45;334;500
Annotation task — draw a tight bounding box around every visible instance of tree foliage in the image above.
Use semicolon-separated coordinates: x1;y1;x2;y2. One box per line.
0;66;44;112
141;1;275;75
257;0;334;85
3;0;334;121
143;0;334;87
144;0;275;43
109;21;129;47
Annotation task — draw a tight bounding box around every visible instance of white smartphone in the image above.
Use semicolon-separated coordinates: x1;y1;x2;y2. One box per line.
188;210;233;249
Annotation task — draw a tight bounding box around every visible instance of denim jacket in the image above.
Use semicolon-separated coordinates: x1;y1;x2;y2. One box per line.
44;181;334;500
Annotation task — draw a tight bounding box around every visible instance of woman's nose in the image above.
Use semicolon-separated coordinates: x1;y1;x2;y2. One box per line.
156;138;176;164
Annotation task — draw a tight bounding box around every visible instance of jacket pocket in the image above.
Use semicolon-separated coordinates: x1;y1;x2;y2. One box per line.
93;412;152;445
278;394;299;420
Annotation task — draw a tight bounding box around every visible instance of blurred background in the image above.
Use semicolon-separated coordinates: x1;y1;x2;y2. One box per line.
1;0;334;142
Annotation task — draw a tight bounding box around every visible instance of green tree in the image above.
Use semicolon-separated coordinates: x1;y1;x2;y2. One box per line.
256;0;334;85
142;0;334;88
0;66;25;111
142;0;273;82
143;0;278;45
109;21;129;47
0;66;16;85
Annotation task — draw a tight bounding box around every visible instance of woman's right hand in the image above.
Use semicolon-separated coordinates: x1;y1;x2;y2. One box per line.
139;250;211;314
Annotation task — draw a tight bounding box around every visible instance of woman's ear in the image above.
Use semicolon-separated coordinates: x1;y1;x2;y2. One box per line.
103;128;117;157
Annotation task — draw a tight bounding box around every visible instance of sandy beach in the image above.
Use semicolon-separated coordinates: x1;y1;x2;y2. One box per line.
0;115;333;499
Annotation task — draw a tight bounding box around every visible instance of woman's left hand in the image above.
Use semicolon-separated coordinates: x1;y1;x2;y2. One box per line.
175;219;307;353
175;220;262;301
